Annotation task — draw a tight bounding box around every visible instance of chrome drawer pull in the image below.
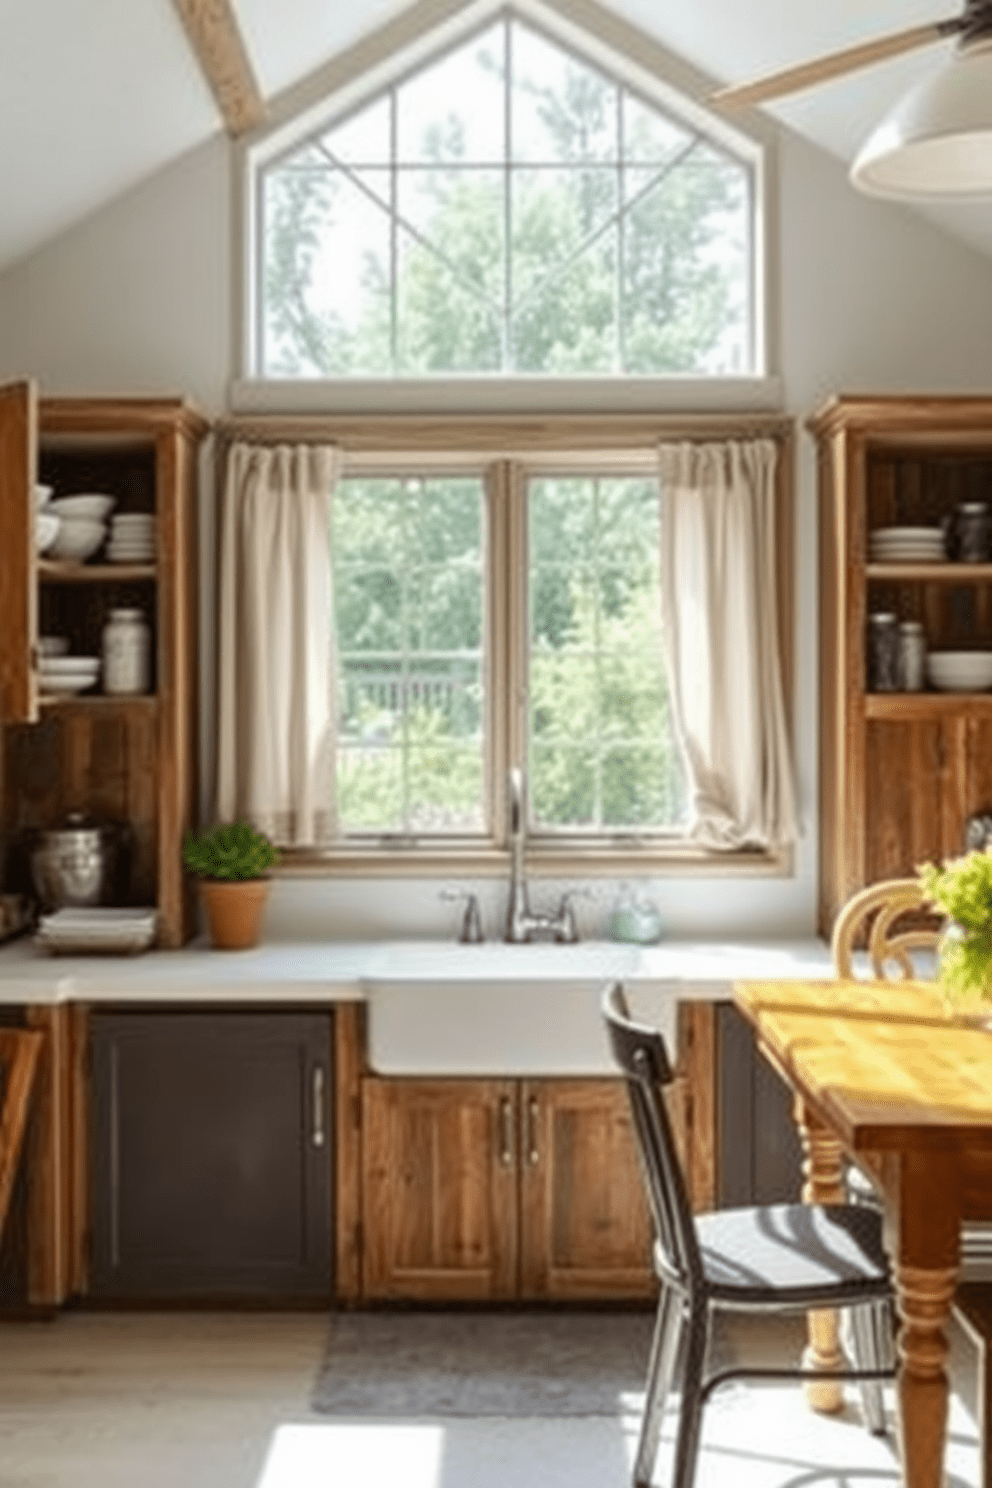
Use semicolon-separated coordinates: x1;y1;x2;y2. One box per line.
528;1096;540;1166
312;1066;326;1148
499;1096;515;1165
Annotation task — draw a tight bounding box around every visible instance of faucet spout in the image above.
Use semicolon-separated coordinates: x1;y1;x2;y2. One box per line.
504;767;581;943
505;767;532;942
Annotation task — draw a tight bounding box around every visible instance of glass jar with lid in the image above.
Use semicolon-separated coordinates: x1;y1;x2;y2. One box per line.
102;608;150;695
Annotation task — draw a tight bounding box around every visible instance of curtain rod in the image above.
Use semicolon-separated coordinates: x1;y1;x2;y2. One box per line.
215;411;794;448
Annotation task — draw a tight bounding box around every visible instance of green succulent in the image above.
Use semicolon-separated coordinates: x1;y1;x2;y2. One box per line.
182;821;279;882
919;852;992;1000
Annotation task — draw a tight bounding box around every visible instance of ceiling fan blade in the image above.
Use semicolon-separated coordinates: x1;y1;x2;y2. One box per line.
711;20;959;109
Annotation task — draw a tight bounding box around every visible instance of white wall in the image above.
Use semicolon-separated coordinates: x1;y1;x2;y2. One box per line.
2;123;992;941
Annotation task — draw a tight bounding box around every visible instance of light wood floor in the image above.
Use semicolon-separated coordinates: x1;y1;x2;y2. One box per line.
0;1310;982;1488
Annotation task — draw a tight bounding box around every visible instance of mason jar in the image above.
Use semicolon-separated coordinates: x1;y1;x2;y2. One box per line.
898;620;927;692
102;608;150;695
868;612;900;692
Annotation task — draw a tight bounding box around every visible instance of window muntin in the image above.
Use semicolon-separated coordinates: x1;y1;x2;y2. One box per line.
257;13;754;380
527;474;686;832
332;475;487;834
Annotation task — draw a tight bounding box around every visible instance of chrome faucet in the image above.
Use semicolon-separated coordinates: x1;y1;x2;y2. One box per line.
505;767;580;943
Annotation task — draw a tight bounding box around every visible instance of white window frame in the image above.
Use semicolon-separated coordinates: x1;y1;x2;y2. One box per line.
232;0;781;410
214;411;795;880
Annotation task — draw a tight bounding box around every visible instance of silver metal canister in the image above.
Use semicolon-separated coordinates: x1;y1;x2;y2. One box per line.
898;620;927;692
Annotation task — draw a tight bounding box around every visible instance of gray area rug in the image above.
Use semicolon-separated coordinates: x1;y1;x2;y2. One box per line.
312;1309;659;1417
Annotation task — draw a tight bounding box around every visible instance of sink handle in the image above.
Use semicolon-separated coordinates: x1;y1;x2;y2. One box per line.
554;888;589;944
440;888;485;943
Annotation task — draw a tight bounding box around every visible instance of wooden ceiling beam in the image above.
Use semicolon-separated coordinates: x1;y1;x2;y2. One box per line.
171;0;266;137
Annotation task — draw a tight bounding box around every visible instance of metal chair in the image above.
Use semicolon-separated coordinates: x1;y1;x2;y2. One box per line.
601;982;895;1488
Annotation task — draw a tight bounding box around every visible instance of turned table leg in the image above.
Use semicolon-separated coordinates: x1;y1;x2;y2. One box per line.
894;1263;957;1488
796;1095;847;1413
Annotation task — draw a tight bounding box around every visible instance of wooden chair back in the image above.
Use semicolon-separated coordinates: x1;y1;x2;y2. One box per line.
831;878;941;981
0;1029;42;1238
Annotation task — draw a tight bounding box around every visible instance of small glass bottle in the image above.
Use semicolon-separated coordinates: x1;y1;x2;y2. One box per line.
868;612;900;692
898;620;927;692
102;608;151;695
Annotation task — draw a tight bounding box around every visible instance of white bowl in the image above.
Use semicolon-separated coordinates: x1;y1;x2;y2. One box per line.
48;494;115;522
35;511;61;553
38;655;100;676
38;674;99;696
48;517;106;562
927;651;992;691
37;636;69;658
33;483;53;511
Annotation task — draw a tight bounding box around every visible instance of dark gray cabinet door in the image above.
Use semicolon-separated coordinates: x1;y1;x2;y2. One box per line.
90;1010;332;1300
716;1003;803;1207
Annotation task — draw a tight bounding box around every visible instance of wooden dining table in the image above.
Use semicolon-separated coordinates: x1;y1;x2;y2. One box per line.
734;976;992;1488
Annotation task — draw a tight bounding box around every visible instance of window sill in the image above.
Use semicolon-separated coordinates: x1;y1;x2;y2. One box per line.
274;841;794;880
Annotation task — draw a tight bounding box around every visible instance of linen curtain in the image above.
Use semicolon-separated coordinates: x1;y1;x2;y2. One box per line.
657;438;797;851
215;442;341;847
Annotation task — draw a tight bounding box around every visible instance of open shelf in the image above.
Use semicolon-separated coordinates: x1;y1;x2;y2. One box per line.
38;560;156;583
866;562;992;582
864;691;992;719
37;693;158;712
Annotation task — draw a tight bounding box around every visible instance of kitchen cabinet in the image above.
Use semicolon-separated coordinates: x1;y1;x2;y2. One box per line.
361;1075;654;1302
0;381;208;945
88;1010;333;1300
810;395;992;933
716;1004;802;1207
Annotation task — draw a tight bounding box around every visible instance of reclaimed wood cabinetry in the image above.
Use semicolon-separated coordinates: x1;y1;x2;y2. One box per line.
88;1010;333;1300
361;1076;654;1302
810;395;992;934
0;381;207;945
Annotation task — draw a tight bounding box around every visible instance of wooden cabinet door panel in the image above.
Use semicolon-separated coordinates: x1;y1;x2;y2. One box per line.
0;380;37;724
362;1078;518;1301
864;717;950;883
519;1079;654;1301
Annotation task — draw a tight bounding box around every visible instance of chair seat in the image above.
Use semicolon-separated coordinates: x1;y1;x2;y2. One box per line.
694;1202;890;1306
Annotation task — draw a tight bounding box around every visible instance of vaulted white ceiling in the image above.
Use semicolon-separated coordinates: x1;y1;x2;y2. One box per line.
2;0;990;276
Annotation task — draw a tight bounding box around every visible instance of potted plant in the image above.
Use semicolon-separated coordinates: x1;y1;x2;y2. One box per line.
183;821;279;950
919;851;992;1009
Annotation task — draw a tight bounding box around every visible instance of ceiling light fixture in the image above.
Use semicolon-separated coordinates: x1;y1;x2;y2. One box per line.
851;34;992;198
712;1;992;201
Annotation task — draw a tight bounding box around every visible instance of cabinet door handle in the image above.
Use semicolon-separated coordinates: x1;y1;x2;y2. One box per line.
499;1096;515;1166
312;1066;326;1148
527;1096;540;1166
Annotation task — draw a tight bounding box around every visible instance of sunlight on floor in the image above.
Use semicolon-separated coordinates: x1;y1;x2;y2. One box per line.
256;1424;447;1488
252;1385;982;1488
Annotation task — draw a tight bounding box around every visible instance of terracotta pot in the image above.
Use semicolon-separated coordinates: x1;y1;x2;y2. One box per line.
198;877;270;950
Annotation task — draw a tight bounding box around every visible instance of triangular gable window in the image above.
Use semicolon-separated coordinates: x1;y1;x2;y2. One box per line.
252;8;759;379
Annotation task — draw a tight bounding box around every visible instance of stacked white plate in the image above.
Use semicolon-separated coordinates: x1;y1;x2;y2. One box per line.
869;525;945;563
106;512;155;564
38;653;100;696
35;906;158;955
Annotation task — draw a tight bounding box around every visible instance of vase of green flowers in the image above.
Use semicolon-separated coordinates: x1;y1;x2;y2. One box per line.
182;821;279;950
919;851;992;1009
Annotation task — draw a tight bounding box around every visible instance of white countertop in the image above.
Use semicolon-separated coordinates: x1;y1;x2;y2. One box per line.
0;933;832;1002
0;933;834;1073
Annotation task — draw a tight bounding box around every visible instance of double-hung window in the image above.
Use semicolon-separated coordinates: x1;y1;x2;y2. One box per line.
330;435;688;861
